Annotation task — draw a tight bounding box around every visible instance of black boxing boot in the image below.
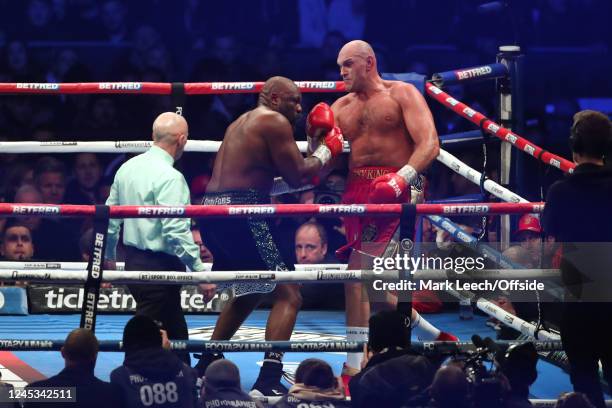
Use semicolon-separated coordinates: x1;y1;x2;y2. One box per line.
249;352;288;397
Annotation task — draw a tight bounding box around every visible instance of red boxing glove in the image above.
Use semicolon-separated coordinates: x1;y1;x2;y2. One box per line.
312;126;344;165
306;102;334;138
368;173;410;203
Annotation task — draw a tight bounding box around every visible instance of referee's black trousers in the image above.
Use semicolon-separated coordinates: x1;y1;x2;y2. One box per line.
124;245;190;365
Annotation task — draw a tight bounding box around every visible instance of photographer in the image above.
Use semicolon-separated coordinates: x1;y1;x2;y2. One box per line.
349;310;435;408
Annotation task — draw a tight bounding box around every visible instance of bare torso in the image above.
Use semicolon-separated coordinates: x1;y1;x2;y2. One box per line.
333;80;415;169
207;107;278;192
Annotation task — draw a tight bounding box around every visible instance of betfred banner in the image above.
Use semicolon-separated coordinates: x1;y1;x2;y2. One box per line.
27;285;230;313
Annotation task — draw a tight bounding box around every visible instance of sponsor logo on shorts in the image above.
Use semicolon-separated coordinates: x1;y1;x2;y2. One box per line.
99;82;142;90
443;205;489;215
137;207;185;216
211;82;255;90
319;205;365;214
505;133;518;144
13;205;60;215
294;81;336;89
16;83;59;90
455;66;493;80
228;206;275;215
203;196;231;205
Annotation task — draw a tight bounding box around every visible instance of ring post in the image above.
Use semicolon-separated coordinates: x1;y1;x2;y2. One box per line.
398;203;417;344
79;205;110;331
497;45;524;250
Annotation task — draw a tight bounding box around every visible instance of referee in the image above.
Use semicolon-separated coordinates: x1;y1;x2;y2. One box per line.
105;112;216;365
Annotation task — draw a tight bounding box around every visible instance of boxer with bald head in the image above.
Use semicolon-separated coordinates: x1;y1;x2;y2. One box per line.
329;40;456;386
199;76;344;396
105;112;208;365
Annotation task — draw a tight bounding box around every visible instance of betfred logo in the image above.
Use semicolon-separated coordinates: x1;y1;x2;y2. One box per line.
211;82;255;90
505;133;518;144
137;207;185;215
319;205;365;214
455;66;493;80
228;206;275;215
487;123;500;134
463;107;476;118
443;205;489;214
99;82;142;90
295;81;336;89
16;83;59;90
429;86;443;95
524;145;536;155
446;97;459;107
549;159;561;168
13;205;60;215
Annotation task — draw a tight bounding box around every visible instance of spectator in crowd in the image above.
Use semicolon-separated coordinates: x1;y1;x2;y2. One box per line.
201;359;263;408
34;156;67;205
294;220;344;309
24;328;122;408
65;153;103;205
499;342;539;408
429;364;470;408
111;315;197;408
13;184;43;232
349;310;436;407
295;221;333;265
0;220;34;261
191;224;213;264
556;392;596;408
274;359;348;407
31;157;80;261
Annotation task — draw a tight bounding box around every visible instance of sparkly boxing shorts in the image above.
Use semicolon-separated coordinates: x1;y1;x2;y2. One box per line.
199;190;289;297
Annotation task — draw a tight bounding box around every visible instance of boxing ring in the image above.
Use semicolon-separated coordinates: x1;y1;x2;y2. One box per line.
1;48;610;405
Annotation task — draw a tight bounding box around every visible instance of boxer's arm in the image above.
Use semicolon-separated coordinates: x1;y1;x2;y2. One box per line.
264;114;322;188
104;178;122;261
393;83;440;172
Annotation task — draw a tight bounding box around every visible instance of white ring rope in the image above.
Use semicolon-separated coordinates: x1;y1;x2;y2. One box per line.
0;268;560;285
0;140;522;201
445;287;560;341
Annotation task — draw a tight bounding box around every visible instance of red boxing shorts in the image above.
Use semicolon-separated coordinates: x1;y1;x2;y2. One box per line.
339;166;402;259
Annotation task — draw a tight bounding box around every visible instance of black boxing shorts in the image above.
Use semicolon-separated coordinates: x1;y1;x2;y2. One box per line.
199;190;289;296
